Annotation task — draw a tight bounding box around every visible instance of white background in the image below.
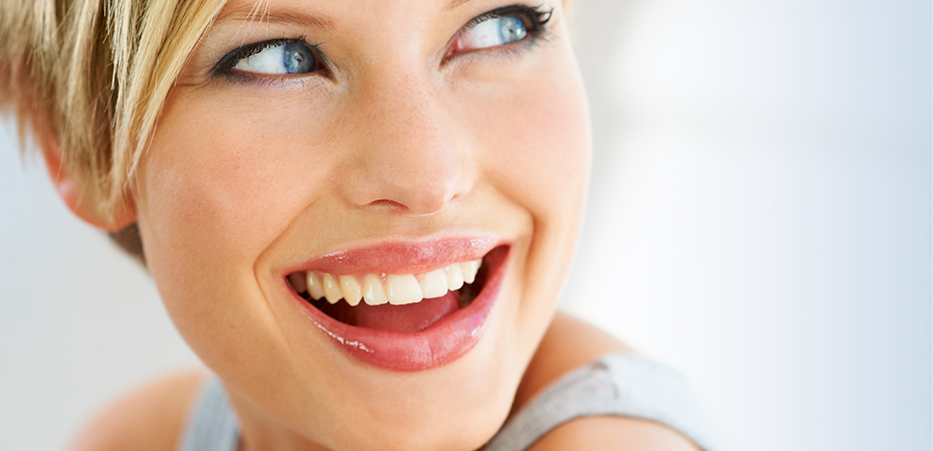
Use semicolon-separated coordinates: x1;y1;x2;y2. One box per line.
1;0;929;449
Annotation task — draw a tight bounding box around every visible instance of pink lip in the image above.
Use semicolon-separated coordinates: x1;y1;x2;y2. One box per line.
286;243;509;372
288;237;500;275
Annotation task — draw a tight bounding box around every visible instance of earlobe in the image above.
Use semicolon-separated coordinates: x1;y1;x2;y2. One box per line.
39;137;137;232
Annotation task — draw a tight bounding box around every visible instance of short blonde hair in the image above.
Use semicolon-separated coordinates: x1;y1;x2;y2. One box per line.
0;0;226;259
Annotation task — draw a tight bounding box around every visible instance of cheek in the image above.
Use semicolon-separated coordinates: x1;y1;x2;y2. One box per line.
134;91;334;351
463;58;592;230
139;91;333;263
456;47;592;347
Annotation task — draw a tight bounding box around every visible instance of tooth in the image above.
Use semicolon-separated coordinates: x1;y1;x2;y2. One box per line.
462;259;482;284
288;272;307;294
306;272;326;300
446;263;464;291
362;274;388;305
339;275;362;306
322;273;343;304
386;274;423;305
419;268;449;299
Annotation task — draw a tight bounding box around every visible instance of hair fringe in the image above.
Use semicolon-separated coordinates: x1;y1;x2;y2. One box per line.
1;0;228;262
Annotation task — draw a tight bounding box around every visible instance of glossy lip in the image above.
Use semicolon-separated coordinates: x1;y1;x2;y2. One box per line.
285;242;509;372
287;236;500;275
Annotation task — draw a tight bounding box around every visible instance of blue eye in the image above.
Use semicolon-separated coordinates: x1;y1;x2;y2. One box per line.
449;5;554;56
457;15;528;51
221;39;319;76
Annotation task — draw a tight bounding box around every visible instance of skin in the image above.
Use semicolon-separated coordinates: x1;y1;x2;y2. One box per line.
52;0;702;449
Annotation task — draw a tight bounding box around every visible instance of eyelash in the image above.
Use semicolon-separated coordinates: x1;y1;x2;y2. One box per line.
461;4;553;39
446;4;554;61
211;37;327;81
211;3;556;82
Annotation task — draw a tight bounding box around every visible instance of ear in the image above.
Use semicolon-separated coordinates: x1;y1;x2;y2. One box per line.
39;136;137;232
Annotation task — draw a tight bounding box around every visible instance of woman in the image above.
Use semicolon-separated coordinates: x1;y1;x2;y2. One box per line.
0;0;715;449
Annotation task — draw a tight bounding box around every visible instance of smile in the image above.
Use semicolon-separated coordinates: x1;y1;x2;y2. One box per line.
284;238;509;372
291;258;482;306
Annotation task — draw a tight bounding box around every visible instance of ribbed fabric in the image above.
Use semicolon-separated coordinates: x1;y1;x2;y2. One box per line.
177;353;717;451
482;353;718;451
176;375;240;451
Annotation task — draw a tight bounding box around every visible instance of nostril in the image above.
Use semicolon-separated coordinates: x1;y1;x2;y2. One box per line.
364;184;456;215
366;199;409;212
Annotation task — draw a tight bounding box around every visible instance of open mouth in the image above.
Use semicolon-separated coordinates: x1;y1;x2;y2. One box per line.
286;247;499;334
284;240;508;371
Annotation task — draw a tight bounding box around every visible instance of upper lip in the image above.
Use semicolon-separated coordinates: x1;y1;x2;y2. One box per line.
286;236;502;275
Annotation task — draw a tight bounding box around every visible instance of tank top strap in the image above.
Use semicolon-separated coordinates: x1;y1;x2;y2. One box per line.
176;355;717;451
482;353;719;451
176;375;240;451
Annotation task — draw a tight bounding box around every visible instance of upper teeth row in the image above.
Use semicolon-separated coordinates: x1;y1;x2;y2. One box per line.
289;259;482;307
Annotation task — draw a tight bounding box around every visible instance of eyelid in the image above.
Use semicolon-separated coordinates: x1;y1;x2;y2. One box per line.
209;5;555;79
445;3;555;59
461;4;553;33
212;37;327;77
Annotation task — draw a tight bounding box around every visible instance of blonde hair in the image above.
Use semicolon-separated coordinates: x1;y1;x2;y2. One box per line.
0;0;226;260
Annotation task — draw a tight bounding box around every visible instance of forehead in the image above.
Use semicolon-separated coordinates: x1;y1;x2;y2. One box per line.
213;0;489;25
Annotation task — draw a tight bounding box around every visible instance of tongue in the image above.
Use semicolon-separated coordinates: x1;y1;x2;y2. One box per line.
343;290;461;333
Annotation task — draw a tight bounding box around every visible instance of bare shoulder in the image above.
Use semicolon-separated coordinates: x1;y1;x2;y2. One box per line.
70;369;207;451
519;312;700;451
530;416;700;451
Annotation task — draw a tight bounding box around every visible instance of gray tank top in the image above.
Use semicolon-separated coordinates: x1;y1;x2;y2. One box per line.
177;353;718;451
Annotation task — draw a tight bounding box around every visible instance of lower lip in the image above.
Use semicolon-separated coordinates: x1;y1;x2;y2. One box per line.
289;247;508;372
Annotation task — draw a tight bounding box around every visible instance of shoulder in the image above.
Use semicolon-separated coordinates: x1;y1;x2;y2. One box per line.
70;369;207;451
530;416;701;451
518;312;700;451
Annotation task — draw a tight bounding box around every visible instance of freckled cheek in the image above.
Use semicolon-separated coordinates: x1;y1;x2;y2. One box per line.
471;74;591;223
135;100;340;361
137;100;333;279
463;68;590;346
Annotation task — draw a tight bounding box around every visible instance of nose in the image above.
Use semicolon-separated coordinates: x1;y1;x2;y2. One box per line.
336;72;472;216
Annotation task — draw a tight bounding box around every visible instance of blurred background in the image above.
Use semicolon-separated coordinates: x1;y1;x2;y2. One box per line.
1;0;929;449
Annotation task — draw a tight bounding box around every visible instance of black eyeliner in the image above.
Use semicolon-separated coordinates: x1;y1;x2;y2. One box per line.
210;3;555;83
211;36;326;80
440;3;556;64
462;3;555;35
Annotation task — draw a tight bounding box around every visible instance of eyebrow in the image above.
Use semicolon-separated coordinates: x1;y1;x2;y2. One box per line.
214;0;476;29
213;3;336;30
444;0;477;11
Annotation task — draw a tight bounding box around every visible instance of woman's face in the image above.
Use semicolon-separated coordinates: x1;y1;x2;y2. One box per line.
136;0;589;449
